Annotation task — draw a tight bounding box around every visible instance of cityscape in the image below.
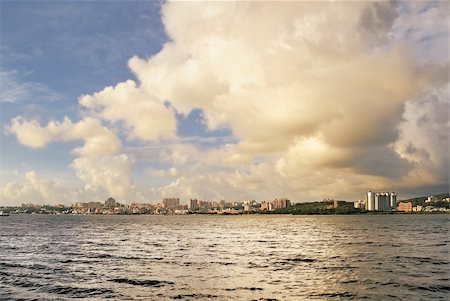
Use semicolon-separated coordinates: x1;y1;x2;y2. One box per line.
0;2;448;300
2;191;449;216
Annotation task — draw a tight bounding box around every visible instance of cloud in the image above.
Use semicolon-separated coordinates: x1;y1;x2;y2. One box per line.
146;167;178;178
0;69;61;104
392;1;449;63
8;117;53;147
79;80;177;141
395;84;450;186
0;171;68;205
4;1;449;203
72;154;135;199
128;1;447;199
8;116;134;199
9;116;121;157
130;2;422;156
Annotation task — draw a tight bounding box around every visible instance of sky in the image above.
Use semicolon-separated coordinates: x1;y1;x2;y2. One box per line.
0;1;448;205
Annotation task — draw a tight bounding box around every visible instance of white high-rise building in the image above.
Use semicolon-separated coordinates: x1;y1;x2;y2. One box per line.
366;191;396;211
390;193;397;210
367;191;375;211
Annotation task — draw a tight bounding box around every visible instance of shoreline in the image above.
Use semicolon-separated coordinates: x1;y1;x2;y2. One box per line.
1;211;448;216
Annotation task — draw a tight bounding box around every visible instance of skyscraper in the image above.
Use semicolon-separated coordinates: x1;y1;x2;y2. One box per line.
390;192;397;210
366;191;396;211
367;191;375;211
189;199;198;211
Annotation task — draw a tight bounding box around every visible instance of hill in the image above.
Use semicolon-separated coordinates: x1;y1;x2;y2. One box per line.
273;201;360;215
399;193;449;207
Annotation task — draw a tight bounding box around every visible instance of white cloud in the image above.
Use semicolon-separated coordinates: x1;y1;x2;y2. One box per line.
8;117;135;199
129;1;447;200
129;1;423;156
8;117;53;148
9;116;121;157
0;69;61;104
72;154;135;199
0;171;68;205
79;80;177;141
146;167;178;178
4;1;449;203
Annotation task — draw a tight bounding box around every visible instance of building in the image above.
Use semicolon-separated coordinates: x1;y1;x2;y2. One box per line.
354;200;366;209
367;191;375;211
243;201;252;211
413;205;423;212
272;198;291;209
366;191;396;211
258;199;290;211
189;199;198;211
390;192;397;209
162;198;180;208
105;197;116;208
375;193;390;211
260;201;270;211
397;202;413;212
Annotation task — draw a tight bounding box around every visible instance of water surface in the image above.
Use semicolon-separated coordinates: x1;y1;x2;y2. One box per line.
0;214;448;300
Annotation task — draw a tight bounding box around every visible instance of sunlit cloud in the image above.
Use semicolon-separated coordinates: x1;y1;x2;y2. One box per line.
2;1;448;204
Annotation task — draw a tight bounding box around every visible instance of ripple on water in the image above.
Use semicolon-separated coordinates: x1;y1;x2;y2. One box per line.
109;278;175;287
0;214;448;300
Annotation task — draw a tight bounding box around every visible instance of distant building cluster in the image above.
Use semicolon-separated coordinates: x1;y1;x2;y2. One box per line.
365;191;397;211
161;198;180;208
3;193;448;215
260;198;291;211
355;192;450;212
64;197;293;215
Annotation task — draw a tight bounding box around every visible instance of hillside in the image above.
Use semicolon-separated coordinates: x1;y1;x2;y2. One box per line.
273;201;360;215
399;193;449;206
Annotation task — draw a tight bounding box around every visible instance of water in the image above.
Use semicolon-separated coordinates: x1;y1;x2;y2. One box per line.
0;214;448;300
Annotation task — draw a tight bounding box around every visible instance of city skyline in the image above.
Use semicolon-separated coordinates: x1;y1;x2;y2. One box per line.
1;1;449;206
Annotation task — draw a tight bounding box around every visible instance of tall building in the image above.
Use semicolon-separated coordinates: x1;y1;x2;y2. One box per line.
366;191;396;211
189;199;198;211
105;197;116;208
390;192;397;209
272;198;291;209
354;200;366;209
367;191;375;211
375;193;390;211
260;201;270;211
162;198;180;208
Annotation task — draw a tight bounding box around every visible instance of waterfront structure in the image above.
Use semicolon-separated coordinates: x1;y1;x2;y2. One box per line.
367;191;375;211
413;205;423;212
272;198;291;209
189;199;198;211
260;201;270;211
162;198;180;208
398;202;413;212
105;197;117;208
259;199;290;211
390;192;397;209
366;191;396;211
354;200;366;209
